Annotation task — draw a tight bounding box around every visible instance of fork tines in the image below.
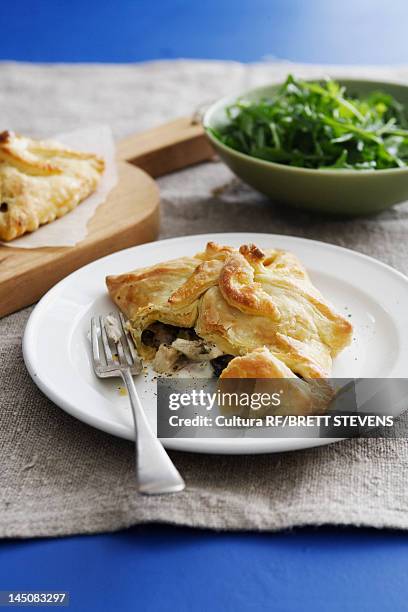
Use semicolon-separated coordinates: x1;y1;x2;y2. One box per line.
90;313;142;375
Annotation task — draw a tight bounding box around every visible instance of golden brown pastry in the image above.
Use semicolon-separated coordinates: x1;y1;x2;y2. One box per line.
218;348;335;416
0;130;105;241
106;241;352;390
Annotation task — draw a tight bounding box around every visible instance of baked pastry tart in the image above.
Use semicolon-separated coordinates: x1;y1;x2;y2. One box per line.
106;241;353;415
0;130;104;241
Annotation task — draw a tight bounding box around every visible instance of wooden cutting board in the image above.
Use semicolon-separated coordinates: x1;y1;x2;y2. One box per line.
0;116;213;317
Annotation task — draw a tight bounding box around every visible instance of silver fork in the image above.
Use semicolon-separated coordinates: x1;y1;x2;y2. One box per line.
90;312;185;495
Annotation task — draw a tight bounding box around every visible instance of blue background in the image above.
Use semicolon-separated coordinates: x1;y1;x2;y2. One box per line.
1;0;408;65
2;1;408;610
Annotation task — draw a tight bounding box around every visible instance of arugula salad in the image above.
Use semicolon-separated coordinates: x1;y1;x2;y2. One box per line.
211;75;408;170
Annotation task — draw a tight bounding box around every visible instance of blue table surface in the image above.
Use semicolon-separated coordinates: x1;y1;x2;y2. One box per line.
0;524;407;612
2;1;408;610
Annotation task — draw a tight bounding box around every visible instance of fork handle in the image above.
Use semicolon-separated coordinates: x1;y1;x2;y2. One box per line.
120;369;185;495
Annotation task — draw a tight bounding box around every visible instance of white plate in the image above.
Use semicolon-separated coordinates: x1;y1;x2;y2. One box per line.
23;233;408;454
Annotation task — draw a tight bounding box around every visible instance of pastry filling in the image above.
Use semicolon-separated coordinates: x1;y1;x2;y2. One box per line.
141;322;233;377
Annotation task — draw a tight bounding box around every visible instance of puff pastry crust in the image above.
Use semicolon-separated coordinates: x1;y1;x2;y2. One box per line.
106;241;353;384
218;348;335;415
0;130;104;241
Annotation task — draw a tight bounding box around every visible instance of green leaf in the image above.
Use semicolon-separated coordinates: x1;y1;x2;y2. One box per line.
214;75;408;170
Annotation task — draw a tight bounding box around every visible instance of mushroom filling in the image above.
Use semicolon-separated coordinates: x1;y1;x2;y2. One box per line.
141;322;233;377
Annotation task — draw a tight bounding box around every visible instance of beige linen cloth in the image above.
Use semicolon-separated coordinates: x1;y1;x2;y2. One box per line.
1;60;408;538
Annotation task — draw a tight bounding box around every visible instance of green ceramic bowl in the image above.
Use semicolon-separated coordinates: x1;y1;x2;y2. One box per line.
203;79;408;216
